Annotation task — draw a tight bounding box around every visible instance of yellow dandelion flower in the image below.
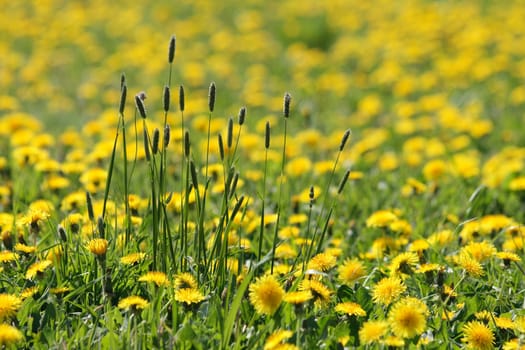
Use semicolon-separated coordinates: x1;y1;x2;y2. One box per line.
275;244;298;259
495;316;514;330
120;252;146;265
139;271;170;287
174;272;198;290
86;238;108;256
299;279;332;307
461;241;496;262
26;260;52;279
283;290;313;305
455;253;484;277
461;321;494;350
388;297;428;339
249;275;285;315
0;251;18;263
0;294;22;320
334;302;366;317
338;258;366;285
20;286;39;299
14;243;36;254
50;287;71;295
513;315;525;333
496;251;521;267
382;335;405;347
366;210;398;228
307;252;337;272
264;329;293;350
359;320;389;345
389;252;419;276
502;338;525;350
174;288;205;305
0;323;24;346
372;276;406;306
118;296;149;310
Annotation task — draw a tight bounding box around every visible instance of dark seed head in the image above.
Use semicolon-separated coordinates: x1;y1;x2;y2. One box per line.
179;85;185;112
135;94;147;119
143;128;151;161
152;128;160;155
337;169;351;194
97;216;105;239
339;129;352;151
168;35;176;64
208;82;216;112
164;124;171;148
57;225;67;242
184;131;190;158
163;85;170;112
238;106;246;125
119;84;127;115
265;121;270;149
283;92;291;118
218;133;225;161
86;192;95;222
227;117;234;149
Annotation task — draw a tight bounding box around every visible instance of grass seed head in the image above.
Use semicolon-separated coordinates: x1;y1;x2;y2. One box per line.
179;85;185;112
168;35;176;64
163;124;170;148
152;128;160;155
163;85;170;112
119;84;127;115
238;106;246;125
208;82;216;112
135;94;147;119
283;92;291;118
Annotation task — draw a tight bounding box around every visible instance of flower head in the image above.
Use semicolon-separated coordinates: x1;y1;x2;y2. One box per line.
0;294;22;320
338;258;366;285
118;296;149;311
26;260;52;279
372;276;406;306
174;288;205;305
120;252;146;265
138;271;170;287
264;329;294;350
388;297;428;339
334;302;366;317
87;238;108;256
249;275;284;315
0;323;24;346
359;320;389;345
307;252;337;272
461;321;494;350
173;272;198;290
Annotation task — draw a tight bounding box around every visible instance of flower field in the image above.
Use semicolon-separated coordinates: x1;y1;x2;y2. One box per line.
2;0;525;348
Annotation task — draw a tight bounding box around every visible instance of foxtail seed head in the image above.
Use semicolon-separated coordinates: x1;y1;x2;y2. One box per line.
152;128;160;155
135;94;147;119
179;85;185;112
337;169;351;194
227;117;234;149
168;35;176;64
265;121;270;149
238;106;246;125
339;129;352;151
218;133;225;161
97;216;105;239
143;128;151;161
86;192;95;222
163;85;170;112
164;124;170;148
57;225;67;242
184;131;190;158
208;82;216;112
283;92;291;118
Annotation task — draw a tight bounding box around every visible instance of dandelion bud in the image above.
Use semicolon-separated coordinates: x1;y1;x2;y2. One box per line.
143;128;151;161
163;85;170;112
57;225;67;242
339;129;352;151
135;94;147;119
227;117;234;149
218;133;225;161
164;124;171;148
168;35;176;64
283;92;291;118
265;121;270;149
337;169;351;194
119;84;127;115
97;216;105;239
190;161;198;188
208;82;216;112
86;192;95;222
184;131;190;158
152;128;160;155
179;85;185;112
238;106;246;125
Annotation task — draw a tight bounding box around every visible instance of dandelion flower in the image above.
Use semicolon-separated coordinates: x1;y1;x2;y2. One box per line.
120;252;146;265
372;276;406;306
338;258;366;285
366;210;398;228
174;272;198;290
461;321;494;350
118;296;149;310
307;252;337;272
264;329;293;350
20;286;39;299
174;288;205;305
283;290;313;305
0;251;18;263
0;323;23;346
388;297;428;339
389;252;419;276
299;279;332;307
86;238;108;256
0;294;22;320
14;243;36;254
138;271;170;287
495;251;521;267
455;253;484;277
359;320;389;345
249;275;284;315
26;260;52;279
334;302;366;317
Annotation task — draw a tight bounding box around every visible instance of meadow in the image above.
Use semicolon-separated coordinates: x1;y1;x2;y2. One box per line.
1;0;525;349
